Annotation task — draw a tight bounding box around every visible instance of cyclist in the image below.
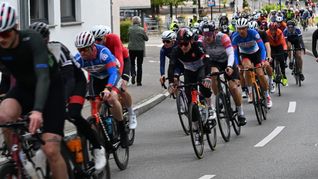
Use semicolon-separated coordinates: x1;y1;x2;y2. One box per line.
276;16;287;32
232;18;273;108
312;25;318;62
91;25;137;130
201;22;247;126
249;21;275;94
219;13;229;27
74;31;129;147
286;8;295;21
168;28;213;145
159;30;178;86
266;22;289;86
29;22;107;171
0;2;67;178
283;20;305;81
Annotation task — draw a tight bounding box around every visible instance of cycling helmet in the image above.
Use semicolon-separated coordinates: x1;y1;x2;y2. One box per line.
91;25;111;39
236;18;249;28
176;28;193;42
269;22;278;30
0;2;16;32
193;22;200;28
75;31;95;48
276;16;284;22
221;25;229;33
249;21;259;29
161;30;176;40
200;22;216;32
29;22;50;38
287;20;296;27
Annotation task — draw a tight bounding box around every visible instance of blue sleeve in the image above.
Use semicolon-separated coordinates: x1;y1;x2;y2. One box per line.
253;31;266;61
296;28;302;37
74;53;84;67
100;48;119;87
231;34;240;65
159;47;166;76
283;29;287;38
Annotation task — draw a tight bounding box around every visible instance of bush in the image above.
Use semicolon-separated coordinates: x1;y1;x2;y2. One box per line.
261;4;286;13
120;20;132;43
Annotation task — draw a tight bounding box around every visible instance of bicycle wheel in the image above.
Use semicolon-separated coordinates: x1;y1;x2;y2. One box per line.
0;161;18;178
227;94;240;136
260;88;267;121
112;120;129;170
275;62;281;96
252;84;262;125
176;89;189;135
205;121;217;151
123;113;135;146
188;103;204;159
215;92;230;142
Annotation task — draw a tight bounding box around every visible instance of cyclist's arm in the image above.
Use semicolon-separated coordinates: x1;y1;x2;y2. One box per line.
159;47;166;76
254;31;266;61
31;34;51;112
100;49;119;88
221;34;235;67
312;29;318;57
231;34;240;65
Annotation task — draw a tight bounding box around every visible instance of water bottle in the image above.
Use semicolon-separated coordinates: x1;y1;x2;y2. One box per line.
35;149;46;176
200;107;207;124
104;117;113;138
19;151;37;178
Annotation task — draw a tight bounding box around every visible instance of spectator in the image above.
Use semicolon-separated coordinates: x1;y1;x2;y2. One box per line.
128;16;149;86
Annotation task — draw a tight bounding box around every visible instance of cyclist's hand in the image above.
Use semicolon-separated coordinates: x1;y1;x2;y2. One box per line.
202;78;212;89
159;75;166;85
168;83;176;94
102;88;111;101
121;80;128;92
266;57;273;63
29;111;43;134
226;66;233;76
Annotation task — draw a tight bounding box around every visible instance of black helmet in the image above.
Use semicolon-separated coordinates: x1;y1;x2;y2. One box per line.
176;28;193;41
200;22;216;33
287;20;296;27
29;22;50;38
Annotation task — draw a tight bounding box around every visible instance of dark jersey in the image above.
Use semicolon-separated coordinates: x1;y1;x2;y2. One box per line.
257;30;269;43
0;30;59;111
312;28;318;58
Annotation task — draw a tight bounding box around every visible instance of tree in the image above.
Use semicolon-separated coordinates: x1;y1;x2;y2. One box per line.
243;0;249;8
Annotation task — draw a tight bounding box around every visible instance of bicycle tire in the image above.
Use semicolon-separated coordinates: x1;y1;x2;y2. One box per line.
0;161;18;178
227;93;240;136
176;89;190;135
188;103;204;159
112;120;129;170
215;92;230;142
123;113;135;146
260;88;267;121
252;84;262;125
206;122;217;151
275;61;281;96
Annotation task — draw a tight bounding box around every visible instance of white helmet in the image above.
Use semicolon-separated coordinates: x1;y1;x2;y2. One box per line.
161;30;176;40
91;25;111;39
276;16;283;22
0;2;16;32
236;18;249;28
75;31;95;48
249;21;259;29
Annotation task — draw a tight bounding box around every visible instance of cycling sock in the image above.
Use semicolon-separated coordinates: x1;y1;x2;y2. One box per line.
247;86;252;94
236;106;244;116
127;107;134;115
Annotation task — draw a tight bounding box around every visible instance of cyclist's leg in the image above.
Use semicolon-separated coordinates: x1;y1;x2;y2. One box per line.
241;55;254;102
287;41;293;68
210;63;220;95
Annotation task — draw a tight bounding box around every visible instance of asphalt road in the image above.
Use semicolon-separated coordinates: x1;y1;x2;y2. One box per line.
109;51;318;178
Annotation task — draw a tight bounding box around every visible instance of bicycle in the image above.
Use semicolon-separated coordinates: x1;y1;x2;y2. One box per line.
0;117;53;178
211;71;241;143
241;67;267;125
271;52;286;96
163;77;190;135
288;47;303;87
177;82;217;159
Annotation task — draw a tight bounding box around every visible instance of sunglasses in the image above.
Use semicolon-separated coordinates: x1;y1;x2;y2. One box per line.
162;40;172;44
0;29;13;38
178;41;190;47
77;47;90;53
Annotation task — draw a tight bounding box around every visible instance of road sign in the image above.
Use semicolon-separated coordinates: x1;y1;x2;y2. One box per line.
208;0;216;7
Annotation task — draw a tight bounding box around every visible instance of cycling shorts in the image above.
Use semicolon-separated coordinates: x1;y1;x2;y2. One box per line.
210;61;240;81
240;50;262;67
88;74;123;96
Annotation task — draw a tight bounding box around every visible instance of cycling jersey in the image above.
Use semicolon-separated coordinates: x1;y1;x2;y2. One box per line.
312;28;318;57
283;27;305;49
74;44;119;88
266;29;287;50
231;29;266;64
277;22;287;32
160;43;177;76
0;30;59;112
203;32;234;66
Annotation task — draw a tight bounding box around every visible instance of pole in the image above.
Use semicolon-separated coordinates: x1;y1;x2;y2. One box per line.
196;0;199;18
219;0;221;12
19;0;29;30
211;6;213;20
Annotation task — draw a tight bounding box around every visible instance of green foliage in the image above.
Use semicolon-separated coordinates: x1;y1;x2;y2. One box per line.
151;0;187;6
243;0;249;8
120;20;131;43
261;4;286;13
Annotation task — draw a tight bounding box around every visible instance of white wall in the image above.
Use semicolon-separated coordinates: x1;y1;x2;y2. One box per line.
48;0;112;54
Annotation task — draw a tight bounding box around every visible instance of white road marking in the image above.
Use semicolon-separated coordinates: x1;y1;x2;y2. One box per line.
198;175;216;179
254;126;285;147
148;60;160;63
288;101;296;113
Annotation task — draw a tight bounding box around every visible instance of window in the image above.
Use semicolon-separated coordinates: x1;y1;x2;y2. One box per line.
61;0;76;22
30;0;48;23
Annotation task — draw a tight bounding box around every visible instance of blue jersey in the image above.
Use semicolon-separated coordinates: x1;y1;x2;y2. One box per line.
283;27;302;39
74;44;119;87
231;29;266;64
159;44;177;76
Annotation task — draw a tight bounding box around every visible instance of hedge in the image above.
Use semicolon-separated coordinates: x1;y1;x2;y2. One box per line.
120;20;132;43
